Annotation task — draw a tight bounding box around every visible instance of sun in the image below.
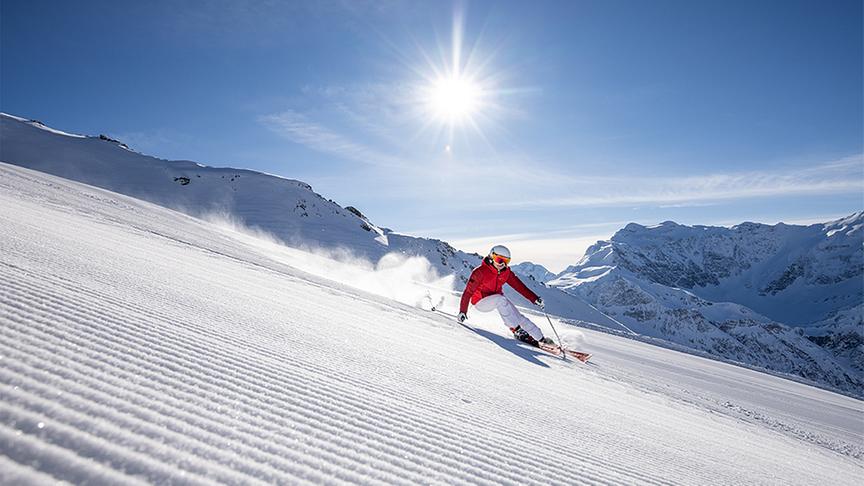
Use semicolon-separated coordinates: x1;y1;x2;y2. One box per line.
426;75;484;123
405;8;514;151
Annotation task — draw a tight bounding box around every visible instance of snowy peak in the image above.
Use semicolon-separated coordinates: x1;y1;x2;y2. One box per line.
601;215;863;317
823;211;864;238
1;112;87;138
510;261;556;283
1;113;131;151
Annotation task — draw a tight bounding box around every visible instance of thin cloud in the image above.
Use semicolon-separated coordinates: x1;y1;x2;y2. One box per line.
306;82;421;148
408;221;630;243
658;202;720;209
259;110;408;169
484;154;864;209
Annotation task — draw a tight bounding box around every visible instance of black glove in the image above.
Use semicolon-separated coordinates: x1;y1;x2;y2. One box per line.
534;297;545;309
457;312;467;323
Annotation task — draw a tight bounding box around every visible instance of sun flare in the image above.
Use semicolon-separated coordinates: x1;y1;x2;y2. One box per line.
427;75;483;122
407;8;514;150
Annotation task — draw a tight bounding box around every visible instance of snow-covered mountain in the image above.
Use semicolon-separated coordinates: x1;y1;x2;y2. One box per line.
0;113;481;281
588;216;863;325
2;162;862;484
550;216;864;396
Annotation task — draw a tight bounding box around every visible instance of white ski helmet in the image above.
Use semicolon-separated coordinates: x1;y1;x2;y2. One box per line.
489;245;511;260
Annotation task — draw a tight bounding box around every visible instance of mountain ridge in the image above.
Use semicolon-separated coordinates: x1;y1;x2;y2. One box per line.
0;112;483;281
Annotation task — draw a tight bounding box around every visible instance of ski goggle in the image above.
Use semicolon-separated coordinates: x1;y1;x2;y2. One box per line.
491;253;511;265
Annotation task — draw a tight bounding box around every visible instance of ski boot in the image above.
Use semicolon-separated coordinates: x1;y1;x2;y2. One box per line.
511;326;539;346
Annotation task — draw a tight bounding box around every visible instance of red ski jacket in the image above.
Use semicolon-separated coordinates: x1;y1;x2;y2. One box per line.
459;257;539;314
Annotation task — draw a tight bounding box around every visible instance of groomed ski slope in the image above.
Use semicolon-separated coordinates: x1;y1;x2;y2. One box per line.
1;162;862;485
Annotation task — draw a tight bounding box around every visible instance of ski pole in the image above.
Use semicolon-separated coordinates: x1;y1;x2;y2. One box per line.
542;310;566;360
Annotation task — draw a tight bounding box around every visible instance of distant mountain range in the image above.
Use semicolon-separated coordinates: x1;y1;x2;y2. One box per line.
546;214;863;394
2;113;861;396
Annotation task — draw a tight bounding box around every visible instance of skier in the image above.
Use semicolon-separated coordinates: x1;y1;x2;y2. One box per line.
457;245;553;346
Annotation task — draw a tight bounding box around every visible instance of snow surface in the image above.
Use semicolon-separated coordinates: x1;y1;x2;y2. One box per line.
2;162;862;484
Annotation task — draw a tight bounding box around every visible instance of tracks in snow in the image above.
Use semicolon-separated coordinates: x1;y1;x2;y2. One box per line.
3;163;859;485
0;257;672;485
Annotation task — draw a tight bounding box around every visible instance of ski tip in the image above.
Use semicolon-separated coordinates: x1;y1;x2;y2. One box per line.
565;351;592;363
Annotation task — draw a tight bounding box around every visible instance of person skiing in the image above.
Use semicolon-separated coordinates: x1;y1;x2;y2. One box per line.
457;245;553;346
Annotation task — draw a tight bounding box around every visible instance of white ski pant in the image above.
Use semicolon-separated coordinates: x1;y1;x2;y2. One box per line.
473;294;544;341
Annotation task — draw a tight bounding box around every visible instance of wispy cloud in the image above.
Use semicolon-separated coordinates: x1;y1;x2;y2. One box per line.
300;82;423;149
259;110;409;169
407;220;630;242
484;154;864;209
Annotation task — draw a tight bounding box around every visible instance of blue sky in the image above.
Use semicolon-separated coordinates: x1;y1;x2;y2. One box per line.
2;0;862;271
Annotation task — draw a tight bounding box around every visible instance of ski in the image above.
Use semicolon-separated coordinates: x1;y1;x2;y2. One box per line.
564;348;592;363
535;341;592;363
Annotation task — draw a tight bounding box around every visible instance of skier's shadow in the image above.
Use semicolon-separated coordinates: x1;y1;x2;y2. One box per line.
462;325;553;368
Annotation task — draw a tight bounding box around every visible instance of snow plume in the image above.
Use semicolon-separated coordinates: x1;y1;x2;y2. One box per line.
372;253;457;308
201;212;456;308
559;328;588;351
